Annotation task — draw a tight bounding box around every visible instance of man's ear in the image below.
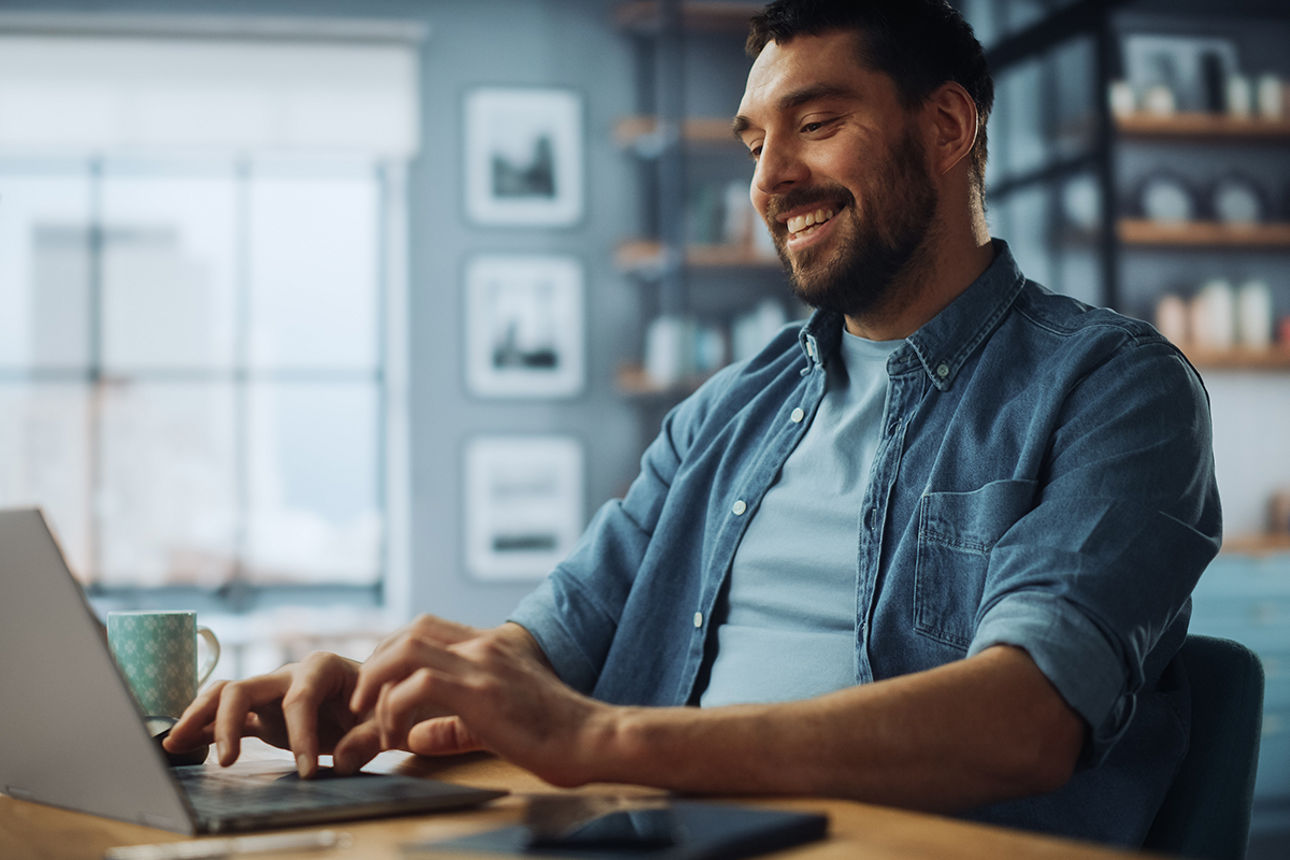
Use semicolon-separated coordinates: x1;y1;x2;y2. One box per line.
922;81;978;178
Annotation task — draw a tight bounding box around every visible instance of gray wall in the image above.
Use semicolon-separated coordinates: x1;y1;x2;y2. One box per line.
406;0;645;625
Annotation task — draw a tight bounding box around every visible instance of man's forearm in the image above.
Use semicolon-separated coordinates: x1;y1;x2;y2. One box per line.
584;645;1084;812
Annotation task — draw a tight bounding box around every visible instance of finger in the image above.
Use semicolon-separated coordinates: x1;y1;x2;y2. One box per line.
375;668;463;751
367;615;478;660
331;719;382;776
351;636;472;714
212;673;291;767
406;716;485;757
163;724;215;753
165;681;229;751
280;655;344;778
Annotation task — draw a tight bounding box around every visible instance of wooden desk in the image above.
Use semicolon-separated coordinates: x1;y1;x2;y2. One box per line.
1;741;1145;860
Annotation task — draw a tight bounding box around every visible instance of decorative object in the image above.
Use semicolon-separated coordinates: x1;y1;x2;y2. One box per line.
1061;174;1100;233
1155;294;1189;344
1225;74;1254;118
1142;85;1177;116
1122;35;1239;114
1210;173;1266;225
1135;169;1198;223
1108;80;1137;118
464;87;584;227
1190;279;1236;350
464;436;584;581
464;254;584;398
1257;74;1285;120
1269;489;1290;534
1236;279;1273;349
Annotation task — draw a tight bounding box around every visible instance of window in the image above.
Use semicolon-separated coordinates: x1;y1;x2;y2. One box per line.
0;22;419;675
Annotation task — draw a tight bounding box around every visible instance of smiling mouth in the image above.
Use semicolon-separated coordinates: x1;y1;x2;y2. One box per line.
785;206;838;241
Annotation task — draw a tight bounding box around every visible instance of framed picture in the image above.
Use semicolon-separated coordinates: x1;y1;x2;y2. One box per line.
464;436;584;581
464;254;585;399
1122;35;1239;113
464;87;584;226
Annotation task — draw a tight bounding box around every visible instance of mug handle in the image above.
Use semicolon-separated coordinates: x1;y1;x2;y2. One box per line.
196;626;221;687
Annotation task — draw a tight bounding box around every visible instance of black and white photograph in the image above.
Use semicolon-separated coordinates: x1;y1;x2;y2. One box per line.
464;87;583;226
464;254;584;398
463;436;583;581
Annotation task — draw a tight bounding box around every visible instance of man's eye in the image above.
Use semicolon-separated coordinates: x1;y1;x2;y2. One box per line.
747;146;762;161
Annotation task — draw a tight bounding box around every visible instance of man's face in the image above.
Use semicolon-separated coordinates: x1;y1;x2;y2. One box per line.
734;32;938;318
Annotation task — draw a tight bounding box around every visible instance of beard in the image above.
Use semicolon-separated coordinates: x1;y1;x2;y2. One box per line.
765;127;939;319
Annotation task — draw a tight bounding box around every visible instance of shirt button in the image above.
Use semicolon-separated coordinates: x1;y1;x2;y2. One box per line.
935;362;950;379
732;500;747;516
790;407;805;423
693;611;703;628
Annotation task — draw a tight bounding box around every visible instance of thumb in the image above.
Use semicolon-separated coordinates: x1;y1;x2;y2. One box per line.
331;719;382;775
407;716;486;757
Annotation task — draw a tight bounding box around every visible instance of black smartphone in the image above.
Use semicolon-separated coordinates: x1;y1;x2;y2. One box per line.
526;807;679;849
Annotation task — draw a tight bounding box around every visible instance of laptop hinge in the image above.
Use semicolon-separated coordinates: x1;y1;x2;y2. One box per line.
5;785;37;802
139;811;189;831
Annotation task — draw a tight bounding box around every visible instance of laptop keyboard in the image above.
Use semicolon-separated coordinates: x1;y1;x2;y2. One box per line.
174;766;441;818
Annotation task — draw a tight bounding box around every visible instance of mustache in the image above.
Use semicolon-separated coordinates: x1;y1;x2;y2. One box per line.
763;185;855;223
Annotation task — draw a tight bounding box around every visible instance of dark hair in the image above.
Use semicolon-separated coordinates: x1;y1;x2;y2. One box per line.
747;0;994;200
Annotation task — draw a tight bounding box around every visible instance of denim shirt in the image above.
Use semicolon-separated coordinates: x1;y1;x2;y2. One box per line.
510;241;1221;847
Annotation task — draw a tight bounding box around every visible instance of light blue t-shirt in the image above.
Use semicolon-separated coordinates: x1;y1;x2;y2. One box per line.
700;330;902;707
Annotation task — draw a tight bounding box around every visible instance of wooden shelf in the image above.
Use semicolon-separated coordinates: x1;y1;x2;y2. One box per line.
1116;112;1290;141
616;240;780;273
1223;533;1290;557
1179;345;1290;371
615;1;761;33
614;116;740;151
616;365;710;399
1118;219;1290;249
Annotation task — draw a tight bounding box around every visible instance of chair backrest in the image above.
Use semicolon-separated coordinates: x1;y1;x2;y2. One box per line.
1142;634;1264;860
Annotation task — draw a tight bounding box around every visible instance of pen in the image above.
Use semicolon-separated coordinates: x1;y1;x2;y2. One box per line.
104;829;350;860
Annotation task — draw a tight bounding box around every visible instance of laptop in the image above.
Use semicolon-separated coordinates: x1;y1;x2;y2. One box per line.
0;507;505;834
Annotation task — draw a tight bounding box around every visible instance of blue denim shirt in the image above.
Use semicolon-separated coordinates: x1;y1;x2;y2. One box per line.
510;241;1221;847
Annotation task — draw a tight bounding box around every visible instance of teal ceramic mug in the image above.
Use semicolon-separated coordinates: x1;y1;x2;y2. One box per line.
106;610;220;719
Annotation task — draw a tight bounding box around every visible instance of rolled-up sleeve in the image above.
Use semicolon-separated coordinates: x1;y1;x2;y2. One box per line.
967;340;1221;764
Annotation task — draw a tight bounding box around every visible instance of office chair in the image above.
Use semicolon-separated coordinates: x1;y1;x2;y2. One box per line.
1142;635;1265;860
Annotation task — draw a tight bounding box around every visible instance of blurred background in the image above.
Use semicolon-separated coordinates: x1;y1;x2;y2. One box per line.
0;0;1286;852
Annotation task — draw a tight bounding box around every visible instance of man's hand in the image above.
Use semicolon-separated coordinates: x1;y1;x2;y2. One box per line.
163;651;382;778
349;615;614;788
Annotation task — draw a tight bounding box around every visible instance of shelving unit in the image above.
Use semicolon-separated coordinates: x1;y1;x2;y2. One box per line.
612;1;788;404
614;115;741;150
615;365;711;399
1116;112;1290;140
615;239;778;273
1118;219;1290;248
984;2;1290;839
1180;344;1290;371
1224;533;1290;557
1111;112;1290;248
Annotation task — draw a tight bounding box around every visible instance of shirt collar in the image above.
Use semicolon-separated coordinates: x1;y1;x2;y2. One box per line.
797;239;1026;391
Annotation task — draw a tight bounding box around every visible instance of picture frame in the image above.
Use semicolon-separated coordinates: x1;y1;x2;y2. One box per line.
464;254;585;399
1122;35;1240;113
464;436;584;581
464;87;584;227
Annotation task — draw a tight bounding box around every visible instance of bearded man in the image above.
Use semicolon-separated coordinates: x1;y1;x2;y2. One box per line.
168;0;1220;847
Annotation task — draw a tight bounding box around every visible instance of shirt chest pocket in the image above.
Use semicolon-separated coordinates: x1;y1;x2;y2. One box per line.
913;479;1037;650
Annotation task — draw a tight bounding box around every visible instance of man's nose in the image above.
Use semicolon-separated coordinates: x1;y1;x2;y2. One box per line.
753;140;808;196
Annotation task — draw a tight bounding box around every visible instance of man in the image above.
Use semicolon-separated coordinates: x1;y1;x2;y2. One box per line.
167;0;1220;847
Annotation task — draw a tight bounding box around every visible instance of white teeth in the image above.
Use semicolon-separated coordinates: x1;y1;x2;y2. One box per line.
786;207;835;235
